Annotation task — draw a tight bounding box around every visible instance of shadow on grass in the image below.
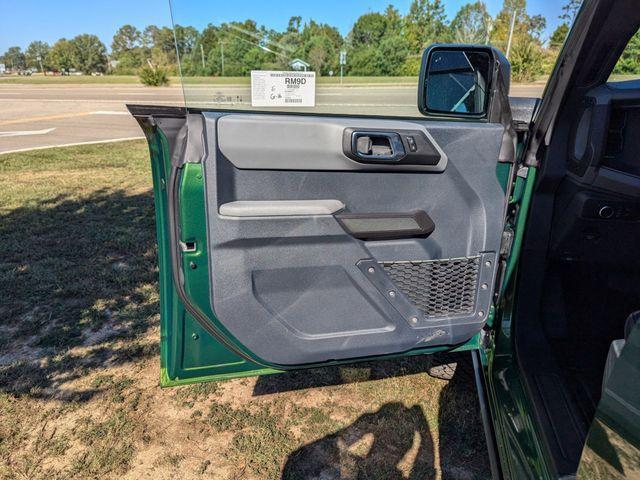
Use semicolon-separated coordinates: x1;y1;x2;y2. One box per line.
253;355;435;395
283;402;435;479
0;188;159;401
279;353;490;479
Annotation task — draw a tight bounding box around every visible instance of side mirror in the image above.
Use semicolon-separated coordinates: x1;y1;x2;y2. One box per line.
418;44;509;120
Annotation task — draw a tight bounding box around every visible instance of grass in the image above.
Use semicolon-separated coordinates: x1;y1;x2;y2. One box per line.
0;74;145;85
0;73;420;86
0;73;557;87
0;140;489;479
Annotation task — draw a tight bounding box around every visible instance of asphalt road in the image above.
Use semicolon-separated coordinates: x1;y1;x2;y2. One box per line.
0;82;545;154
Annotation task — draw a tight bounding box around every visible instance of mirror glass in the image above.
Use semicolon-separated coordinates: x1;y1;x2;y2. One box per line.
425;50;491;115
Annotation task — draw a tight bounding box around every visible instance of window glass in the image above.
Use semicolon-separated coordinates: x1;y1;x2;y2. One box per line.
167;1;568;115
609;30;640;83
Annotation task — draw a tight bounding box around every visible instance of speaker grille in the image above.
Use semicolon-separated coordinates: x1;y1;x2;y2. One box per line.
380;257;480;317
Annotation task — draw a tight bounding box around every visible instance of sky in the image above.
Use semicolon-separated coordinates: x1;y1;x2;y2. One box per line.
0;0;567;53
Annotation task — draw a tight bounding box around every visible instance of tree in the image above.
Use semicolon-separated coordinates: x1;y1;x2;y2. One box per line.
451;2;491;44
2;46;25;70
142;25;178;70
47;39;75;72
111;25;143;71
549;23;569;50
70;34;107;73
307;37;330;75
287;16;302;33
209;20;276;76
351;13;391;48
25;41;50;71
174;25;199;56
491;0;525;51
510;39;544;81
111;25;142;57
299;20;342;75
347;8;409;76
384;5;404;34
349;48;386;76
560;0;581;23
348;34;410;76
404;0;450;52
491;0;545;77
491;0;545;50
379;35;411;75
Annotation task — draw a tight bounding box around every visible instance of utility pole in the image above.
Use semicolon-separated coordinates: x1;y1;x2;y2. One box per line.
220;41;225;76
505;8;517;59
200;44;205;70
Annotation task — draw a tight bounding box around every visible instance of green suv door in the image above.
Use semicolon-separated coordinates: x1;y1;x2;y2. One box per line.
129;45;518;386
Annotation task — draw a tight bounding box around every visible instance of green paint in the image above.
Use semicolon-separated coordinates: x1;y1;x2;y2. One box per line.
496;161;512;194
501;167;537;294
143;127;275;385
482;164;555;479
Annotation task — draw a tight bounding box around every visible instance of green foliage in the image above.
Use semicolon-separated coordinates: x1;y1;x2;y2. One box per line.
451;2;491;44
347;6;411;76
25;41;50;71
138;65;169;86
510;40;544;82
612;30;640;75
111;25;143;71
549;23;570;50
491;0;537;49
351;13;390;47
111;25;142;57
69;34;108;74
350;35;411;76
47;39;76;72
141;25;179;74
1;46;26;70
399;55;423;76
405;0;450;51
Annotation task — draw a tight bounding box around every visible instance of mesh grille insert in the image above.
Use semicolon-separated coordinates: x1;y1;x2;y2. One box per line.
380;257;480;317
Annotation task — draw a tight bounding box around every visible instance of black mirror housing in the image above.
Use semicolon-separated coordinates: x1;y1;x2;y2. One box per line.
418;44;510;122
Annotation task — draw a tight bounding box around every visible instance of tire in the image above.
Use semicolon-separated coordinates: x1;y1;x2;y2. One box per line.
427;353;473;381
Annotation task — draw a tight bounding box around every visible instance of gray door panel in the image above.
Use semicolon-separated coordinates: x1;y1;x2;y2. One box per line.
202;112;506;365
218;115;451;172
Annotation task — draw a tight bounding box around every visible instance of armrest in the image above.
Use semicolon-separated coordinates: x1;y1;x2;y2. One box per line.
336;211;435;240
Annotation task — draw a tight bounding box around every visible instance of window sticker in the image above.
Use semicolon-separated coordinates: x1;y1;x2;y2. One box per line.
251;70;316;107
